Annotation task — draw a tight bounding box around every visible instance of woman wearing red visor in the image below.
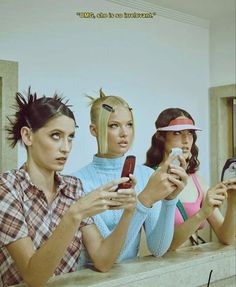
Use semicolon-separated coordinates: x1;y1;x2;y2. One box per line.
145;108;236;249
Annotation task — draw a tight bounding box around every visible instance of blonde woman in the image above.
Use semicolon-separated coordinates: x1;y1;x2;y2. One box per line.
72;89;188;264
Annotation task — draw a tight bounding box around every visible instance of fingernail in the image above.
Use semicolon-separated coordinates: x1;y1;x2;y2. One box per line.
117;190;124;193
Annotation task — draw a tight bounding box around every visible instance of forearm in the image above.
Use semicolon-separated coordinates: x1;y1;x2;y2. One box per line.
214;200;236;244
23;213;80;287
169;209;206;250
117;200;149;261
93;215;112;237
146;199;177;256
93;210;134;272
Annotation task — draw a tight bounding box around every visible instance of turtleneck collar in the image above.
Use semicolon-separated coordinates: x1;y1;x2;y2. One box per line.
92;155;125;171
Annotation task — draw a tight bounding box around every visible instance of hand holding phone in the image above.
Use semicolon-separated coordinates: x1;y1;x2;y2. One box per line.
169;147;183;166
221;158;236;181
116;155;136;191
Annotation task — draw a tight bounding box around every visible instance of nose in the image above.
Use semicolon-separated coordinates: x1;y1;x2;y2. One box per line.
181;133;189;143
120;126;128;137
60;138;71;153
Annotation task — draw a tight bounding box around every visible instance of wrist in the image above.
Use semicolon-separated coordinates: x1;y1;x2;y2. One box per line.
227;193;236;205
65;205;83;228
123;208;135;216
138;189;153;208
163;197;178;205
165;193;176;200
197;208;210;221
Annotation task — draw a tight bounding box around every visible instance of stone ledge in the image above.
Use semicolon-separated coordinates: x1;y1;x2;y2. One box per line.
10;242;236;287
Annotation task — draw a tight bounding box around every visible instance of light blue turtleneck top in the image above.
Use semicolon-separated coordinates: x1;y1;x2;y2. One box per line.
72;155;177;263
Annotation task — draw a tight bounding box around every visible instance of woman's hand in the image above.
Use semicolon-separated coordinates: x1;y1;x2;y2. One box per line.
139;155;187;207
165;163;188;200
110;174;137;212
69;177;136;222
223;178;236;203
201;182;228;218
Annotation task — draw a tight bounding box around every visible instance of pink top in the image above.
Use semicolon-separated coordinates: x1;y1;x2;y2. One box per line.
174;173;206;230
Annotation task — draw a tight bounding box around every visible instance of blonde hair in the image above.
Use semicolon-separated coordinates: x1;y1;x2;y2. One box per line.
87;89;134;154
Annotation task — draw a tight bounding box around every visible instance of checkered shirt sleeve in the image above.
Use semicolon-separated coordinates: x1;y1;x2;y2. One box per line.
0;173;29;247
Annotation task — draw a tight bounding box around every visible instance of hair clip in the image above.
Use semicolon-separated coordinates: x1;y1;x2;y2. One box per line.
102;104;114;112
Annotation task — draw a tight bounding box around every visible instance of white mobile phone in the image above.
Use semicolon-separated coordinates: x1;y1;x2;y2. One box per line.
221;158;236;181
170;147;183;166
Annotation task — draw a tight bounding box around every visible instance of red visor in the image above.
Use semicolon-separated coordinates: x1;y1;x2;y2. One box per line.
157;118;202;131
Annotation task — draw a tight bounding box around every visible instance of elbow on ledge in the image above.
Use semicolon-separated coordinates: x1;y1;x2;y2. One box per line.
151;248;168;257
219;238;235;246
94;263;112;273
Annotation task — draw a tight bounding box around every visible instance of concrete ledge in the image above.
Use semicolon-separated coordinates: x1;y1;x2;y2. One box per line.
11;242;236;287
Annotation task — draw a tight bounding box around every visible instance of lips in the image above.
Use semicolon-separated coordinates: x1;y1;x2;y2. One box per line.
182;147;190;153
118;141;128;147
56;157;67;163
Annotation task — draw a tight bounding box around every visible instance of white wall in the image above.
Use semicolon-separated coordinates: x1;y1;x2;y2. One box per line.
0;0;210;180
210;15;236;86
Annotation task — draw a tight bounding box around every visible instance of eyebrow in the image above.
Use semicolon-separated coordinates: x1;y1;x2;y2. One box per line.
108;120;133;124
49;129;75;135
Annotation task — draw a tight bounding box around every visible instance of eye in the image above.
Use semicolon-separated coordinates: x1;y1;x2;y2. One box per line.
108;123;119;129
173;131;181;135
68;133;75;142
51;132;60;140
127;122;133;128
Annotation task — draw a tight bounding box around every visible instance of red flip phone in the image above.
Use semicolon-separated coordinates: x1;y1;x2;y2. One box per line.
116;155;136;191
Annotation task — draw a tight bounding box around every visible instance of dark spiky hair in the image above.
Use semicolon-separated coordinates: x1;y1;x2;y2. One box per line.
6;87;76;148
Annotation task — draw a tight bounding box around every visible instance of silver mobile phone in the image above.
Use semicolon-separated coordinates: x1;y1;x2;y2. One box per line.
221;158;236;181
170;147;183;166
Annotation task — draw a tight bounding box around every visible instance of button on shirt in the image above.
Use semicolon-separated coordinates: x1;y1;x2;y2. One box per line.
0;166;93;287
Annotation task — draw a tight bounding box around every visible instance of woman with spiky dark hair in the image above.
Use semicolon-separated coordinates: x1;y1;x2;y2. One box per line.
0;88;136;287
145;108;236;249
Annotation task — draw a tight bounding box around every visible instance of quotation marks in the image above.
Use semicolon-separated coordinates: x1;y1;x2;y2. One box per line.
76;12;157;19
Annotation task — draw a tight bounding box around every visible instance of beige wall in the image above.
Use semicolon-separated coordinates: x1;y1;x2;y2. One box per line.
0;59;18;172
209;84;236;185
209;84;236;241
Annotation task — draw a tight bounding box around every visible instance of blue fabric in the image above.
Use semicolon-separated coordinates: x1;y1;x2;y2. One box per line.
72;155;177;263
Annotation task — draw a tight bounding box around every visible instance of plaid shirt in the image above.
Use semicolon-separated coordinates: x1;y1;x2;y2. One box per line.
0;165;93;287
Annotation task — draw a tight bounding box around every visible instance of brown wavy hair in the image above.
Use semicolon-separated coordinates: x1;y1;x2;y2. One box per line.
144;108;200;174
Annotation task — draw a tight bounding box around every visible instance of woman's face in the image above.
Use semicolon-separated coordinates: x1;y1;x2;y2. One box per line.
164;129;194;161
105;105;134;158
28;115;76;172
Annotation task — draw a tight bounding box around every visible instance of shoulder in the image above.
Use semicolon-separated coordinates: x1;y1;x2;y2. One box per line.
67;165;96;194
71;163;93;179
1;168;20;180
59;173;86;199
135;164;154;177
192;173;209;192
60;173;81;185
0;169;26;202
1;169;24;190
132;164;154;191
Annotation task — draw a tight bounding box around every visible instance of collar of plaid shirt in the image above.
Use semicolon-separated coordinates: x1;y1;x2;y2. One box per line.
19;163;78;202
